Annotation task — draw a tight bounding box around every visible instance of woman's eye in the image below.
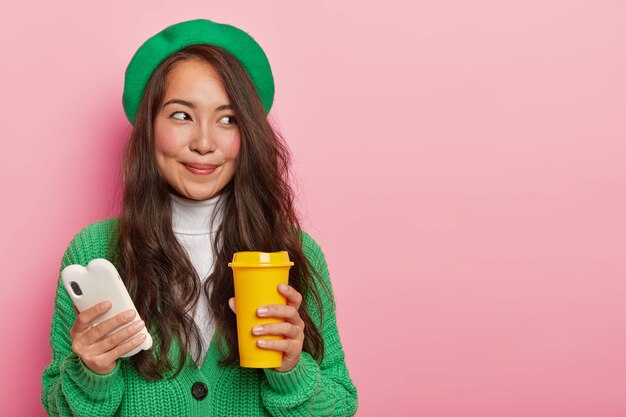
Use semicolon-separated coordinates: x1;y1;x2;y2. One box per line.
219;115;236;125
171;112;190;121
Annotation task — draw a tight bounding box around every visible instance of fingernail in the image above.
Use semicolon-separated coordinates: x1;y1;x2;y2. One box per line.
124;310;136;319
133;321;145;330
279;284;288;292
252;326;263;334
101;301;112;310
257;307;268;316
257;340;267;347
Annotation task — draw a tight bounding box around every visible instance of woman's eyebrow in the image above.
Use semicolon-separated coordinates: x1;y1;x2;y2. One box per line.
162;98;195;109
215;104;234;112
162;100;233;112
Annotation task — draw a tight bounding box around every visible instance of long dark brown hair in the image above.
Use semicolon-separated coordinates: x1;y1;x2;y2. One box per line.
117;44;327;379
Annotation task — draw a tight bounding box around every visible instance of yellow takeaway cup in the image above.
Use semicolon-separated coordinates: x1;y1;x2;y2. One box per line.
228;251;294;368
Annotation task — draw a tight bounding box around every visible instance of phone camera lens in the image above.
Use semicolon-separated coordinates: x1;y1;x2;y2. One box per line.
70;281;83;296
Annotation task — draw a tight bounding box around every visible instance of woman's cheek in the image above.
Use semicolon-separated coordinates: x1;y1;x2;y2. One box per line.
224;133;241;159
154;125;181;156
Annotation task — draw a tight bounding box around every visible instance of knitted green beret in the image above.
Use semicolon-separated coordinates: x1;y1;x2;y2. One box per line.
122;19;274;125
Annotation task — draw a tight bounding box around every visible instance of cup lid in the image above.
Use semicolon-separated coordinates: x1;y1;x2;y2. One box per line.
228;251;294;268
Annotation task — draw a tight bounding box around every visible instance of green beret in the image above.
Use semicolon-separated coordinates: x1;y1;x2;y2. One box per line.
122;19;274;124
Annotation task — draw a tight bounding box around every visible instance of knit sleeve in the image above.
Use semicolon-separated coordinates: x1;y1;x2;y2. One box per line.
259;232;359;416
41;220;125;417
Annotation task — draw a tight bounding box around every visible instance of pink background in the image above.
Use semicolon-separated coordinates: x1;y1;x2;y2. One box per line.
1;1;625;416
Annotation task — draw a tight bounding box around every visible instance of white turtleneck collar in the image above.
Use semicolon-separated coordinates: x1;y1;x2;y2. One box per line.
170;193;222;235
169;192;223;366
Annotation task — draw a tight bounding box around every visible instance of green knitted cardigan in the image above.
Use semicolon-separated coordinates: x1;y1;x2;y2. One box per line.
41;218;358;416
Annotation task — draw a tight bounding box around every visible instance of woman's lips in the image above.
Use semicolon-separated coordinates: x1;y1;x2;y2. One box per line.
183;163;218;175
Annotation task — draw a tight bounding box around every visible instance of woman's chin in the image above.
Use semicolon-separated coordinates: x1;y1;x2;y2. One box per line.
177;188;221;201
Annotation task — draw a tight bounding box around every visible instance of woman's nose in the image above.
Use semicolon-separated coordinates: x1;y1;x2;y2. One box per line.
190;125;216;155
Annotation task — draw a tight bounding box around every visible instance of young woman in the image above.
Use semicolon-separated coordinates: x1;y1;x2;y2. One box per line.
41;19;357;416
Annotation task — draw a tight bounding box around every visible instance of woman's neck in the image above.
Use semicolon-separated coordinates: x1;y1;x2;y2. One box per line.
170;193;222;235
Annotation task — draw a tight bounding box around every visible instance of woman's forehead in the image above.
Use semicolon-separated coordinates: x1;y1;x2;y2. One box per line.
166;59;221;85
162;59;229;105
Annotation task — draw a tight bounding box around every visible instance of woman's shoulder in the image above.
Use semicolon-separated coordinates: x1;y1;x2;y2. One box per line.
298;229;325;261
70;217;120;245
62;217;120;267
297;229;333;281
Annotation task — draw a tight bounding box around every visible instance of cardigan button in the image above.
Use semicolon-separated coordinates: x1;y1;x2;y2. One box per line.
191;381;208;400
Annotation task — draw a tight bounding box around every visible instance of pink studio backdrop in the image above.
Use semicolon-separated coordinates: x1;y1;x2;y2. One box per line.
1;1;625;416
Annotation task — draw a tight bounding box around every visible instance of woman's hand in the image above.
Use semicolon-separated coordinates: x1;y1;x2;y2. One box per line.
228;284;305;372
69;301;146;374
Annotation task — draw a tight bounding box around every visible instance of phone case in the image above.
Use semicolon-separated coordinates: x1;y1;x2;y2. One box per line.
61;258;153;357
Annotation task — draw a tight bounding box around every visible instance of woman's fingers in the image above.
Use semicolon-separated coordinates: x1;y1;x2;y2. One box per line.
82;332;147;375
94;319;145;352
72;301;112;333
101;332;147;363
257;303;303;325
70;304;147;375
252;322;301;339
256;338;298;352
277;284;302;309
256;337;303;372
229;285;299;317
83;309;137;345
72;313;146;375
228;284;305;373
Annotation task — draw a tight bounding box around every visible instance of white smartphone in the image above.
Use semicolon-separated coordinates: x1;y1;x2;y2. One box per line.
61;258;153;357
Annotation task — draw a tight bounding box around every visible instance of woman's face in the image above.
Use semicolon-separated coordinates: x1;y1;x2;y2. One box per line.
153;58;240;200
